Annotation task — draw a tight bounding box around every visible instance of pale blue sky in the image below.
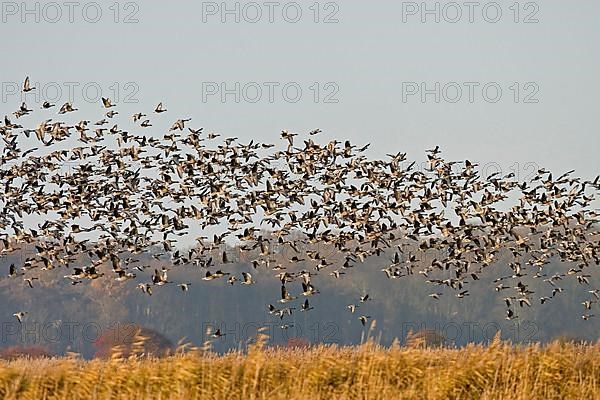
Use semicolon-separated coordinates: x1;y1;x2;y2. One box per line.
2;0;599;179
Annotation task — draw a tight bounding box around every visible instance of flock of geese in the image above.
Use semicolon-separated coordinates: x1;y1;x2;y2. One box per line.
1;77;599;331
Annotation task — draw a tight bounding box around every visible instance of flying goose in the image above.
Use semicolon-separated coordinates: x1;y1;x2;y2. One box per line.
13;311;27;324
22;76;34;92
154;102;167;113
301;299;314;312
102;97;115;108
241;272;255;285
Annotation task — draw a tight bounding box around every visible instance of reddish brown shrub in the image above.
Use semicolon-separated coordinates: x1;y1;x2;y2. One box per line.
0;345;54;360
286;337;311;349
406;329;446;348
93;323;173;358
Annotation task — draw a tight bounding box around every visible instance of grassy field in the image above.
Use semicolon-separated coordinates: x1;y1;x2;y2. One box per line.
0;336;598;400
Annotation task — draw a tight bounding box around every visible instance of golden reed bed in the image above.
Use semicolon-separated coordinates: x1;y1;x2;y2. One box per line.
0;337;598;400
